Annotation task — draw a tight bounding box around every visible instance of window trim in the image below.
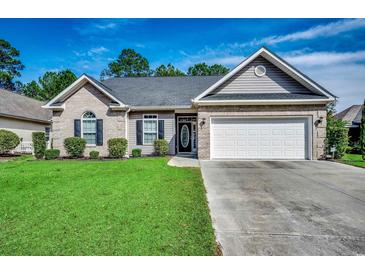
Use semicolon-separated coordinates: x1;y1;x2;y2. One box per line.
142;114;158;145
81;111;97;146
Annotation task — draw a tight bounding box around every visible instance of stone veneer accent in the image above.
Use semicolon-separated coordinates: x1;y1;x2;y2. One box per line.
197;105;327;160
52;83;126;157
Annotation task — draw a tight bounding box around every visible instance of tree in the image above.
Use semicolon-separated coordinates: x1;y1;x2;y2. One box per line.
101;49;151;79
187;63;230;76
209;64;230;75
0;39;24;90
21;80;42;100
187;63;211;76
21;69;77;101
360;99;365;160
326;103;349;159
154;64;185;77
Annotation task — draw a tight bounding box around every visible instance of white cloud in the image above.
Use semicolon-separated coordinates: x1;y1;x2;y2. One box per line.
87;46;108;56
94;22;117;30
257;19;365;45
283;50;365;67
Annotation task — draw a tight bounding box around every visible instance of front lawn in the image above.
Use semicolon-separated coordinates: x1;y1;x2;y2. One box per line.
0;157;216;255
337;153;365;168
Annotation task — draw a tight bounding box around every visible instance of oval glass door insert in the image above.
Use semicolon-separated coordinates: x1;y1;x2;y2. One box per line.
181;125;190;148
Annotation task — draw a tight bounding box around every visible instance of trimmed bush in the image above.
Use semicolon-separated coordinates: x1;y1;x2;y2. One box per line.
0;129;20;154
326;114;348;159
108;138;128;158
45;149;60;160
89;150;100;159
32;132;46;159
132;148;142;158
64;137;86;158
154;139;169;156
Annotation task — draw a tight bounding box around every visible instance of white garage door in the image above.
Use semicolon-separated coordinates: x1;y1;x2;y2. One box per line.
211;118;309;160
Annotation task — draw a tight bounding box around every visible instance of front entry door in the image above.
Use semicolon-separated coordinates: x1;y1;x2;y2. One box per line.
178;122;192;153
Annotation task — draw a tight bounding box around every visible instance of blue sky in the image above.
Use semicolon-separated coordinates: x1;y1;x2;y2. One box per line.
0;18;364;111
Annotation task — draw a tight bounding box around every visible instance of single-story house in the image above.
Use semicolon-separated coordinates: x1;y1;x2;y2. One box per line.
335;104;364;143
43;47;336;160
0;88;52;153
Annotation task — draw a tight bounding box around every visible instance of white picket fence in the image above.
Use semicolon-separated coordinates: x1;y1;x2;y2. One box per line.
12;141;50;154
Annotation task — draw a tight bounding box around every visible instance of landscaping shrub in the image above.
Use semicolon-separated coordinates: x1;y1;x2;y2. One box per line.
89;150;100;159
108;138;128;158
154;139;169;156
32;132;46;159
44;149;60;160
0;129;20;154
326;111;348;159
64;137;86;158
132;148;142;157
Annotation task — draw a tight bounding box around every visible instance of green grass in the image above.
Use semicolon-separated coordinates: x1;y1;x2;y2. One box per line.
0;157;216;255
338;153;365;168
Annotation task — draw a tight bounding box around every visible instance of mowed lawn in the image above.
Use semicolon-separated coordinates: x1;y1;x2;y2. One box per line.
0;157;216;255
338;154;365;168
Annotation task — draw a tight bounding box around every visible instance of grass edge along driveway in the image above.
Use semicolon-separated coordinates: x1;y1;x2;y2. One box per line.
0;157;216;256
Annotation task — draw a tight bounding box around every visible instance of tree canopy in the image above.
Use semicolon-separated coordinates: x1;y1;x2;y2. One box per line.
101;49;151;79
0;39;25;91
187;63;230;76
21;69;77;101
154;64;185;77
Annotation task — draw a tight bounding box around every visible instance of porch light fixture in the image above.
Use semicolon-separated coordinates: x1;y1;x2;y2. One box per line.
199;118;206;129
314;116;323;127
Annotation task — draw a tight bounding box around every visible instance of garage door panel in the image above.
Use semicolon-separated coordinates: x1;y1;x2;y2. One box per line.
211;118;309;160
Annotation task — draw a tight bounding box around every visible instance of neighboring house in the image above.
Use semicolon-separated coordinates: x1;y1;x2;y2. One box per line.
0;89;51;153
335;104;364;143
43;47;336;160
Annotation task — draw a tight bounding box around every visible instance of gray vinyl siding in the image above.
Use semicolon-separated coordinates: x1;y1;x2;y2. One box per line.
212;56;312;95
128;111;176;155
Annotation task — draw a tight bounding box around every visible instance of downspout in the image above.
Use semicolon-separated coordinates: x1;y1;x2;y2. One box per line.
124;107;131;158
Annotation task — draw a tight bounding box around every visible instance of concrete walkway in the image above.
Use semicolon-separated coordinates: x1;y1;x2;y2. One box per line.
167;156;200;168
201;160;365;256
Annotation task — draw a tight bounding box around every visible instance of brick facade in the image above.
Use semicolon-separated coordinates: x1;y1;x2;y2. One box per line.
197;105;327;160
52;83;126;157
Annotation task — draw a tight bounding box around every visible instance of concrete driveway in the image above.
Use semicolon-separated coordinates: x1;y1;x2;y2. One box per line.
200;160;365;255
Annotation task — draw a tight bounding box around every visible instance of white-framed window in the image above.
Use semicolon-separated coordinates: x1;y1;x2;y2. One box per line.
82;111;96;145
143;114;158;145
45;127;51;142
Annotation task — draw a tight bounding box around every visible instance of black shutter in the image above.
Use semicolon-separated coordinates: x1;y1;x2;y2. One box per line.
96;119;103;146
158;120;164;139
74;119;81;137
136;120;143;145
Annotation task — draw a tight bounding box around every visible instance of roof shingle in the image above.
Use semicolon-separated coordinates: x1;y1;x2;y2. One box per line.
0;89;51;122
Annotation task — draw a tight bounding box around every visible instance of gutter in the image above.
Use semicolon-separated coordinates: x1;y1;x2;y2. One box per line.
0;113;51;124
129;105;193;111
192;98;334;106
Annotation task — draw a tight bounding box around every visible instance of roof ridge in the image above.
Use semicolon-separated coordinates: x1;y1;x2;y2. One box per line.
102;75;224;80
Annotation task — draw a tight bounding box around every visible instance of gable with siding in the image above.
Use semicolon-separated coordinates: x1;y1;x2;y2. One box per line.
211;56;312;95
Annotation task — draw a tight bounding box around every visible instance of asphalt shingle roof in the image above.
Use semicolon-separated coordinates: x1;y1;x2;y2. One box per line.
0;89;51;122
335;105;363;127
101;76;223;106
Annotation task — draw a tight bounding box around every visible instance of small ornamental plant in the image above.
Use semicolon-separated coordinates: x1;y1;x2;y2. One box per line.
108;138;128;158
0;129;20;154
154;139;169;156
44;149;60;160
32;132;46;159
64;137;86;158
89;150;100;160
132;148;142;157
